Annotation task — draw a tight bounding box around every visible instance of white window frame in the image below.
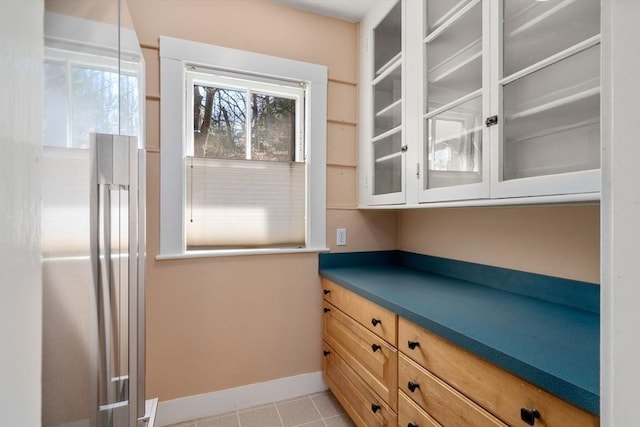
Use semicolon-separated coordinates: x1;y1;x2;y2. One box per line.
44;47;142;149
186;71;305;161
158;36;327;259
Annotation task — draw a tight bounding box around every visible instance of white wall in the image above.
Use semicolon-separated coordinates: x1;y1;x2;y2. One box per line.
0;0;44;425
601;0;640;425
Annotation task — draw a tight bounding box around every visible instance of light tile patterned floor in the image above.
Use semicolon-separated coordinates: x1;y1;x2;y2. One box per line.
166;391;355;427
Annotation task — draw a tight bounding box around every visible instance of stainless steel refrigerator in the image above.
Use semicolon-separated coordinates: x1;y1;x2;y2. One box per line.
42;0;156;425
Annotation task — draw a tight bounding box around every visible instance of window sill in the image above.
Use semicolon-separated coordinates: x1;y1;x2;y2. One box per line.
155;247;330;260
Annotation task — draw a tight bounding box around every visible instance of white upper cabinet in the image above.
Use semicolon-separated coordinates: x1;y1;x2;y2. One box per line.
492;0;601;198
360;0;405;205
418;0;491;202
359;0;601;207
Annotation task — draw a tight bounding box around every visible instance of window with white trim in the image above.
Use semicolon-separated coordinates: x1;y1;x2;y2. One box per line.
44;48;140;148
159;36;327;257
186;71;305;249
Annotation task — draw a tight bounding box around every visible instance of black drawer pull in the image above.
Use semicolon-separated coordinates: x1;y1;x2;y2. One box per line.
323;350;330;356
520;408;540;425
323;307;330;313
371;403;381;413
408;423;419;427
371;344;381;352
371;318;381;327
407;381;420;393
407;340;420;350
323;289;330;295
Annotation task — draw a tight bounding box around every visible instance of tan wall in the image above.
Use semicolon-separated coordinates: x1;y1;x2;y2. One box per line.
127;0;396;402
398;205;600;284
128;0;599;405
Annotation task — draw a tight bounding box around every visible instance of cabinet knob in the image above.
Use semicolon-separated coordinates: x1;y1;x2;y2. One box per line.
407;340;420;350
371;318;381;327
323;307;330;313
371;403;381;414
323;289;330;295
520;408;540;425
401;145;408;153
371;344;381;352
323;350;330;357
408;423;419;427
407;381;420;393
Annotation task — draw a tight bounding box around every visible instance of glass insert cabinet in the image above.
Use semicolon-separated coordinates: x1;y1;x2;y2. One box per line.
358;0;601;206
366;1;405;205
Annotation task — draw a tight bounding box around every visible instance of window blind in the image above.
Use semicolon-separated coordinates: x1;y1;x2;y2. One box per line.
185;156;306;249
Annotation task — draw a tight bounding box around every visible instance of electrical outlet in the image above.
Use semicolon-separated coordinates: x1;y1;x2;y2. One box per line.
336;228;347;246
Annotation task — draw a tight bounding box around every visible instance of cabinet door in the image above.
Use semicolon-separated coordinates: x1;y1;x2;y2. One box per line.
398;317;599;427
360;0;406;205
322;342;397;427
322;278;397;345
491;0;601;198
322;301;398;410
398;390;441;427
399;354;507;427
418;0;491;202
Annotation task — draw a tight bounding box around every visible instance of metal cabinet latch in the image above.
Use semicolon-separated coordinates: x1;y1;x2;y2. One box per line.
485;115;498;127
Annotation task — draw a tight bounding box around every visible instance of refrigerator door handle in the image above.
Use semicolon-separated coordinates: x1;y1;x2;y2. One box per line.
90;133;137;426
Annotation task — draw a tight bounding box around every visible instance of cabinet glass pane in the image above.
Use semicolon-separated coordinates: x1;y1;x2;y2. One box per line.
503;45;600;180
373;63;402;137
425;1;482;112
425;96;482;189
373;131;402;195
374;2;401;76
504;0;600;77
426;0;473;34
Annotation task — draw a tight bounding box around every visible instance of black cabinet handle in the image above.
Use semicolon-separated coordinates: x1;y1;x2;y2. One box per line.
371;403;381;413
371;344;381;352
323;350;330;357
408;381;420;393
323;289;330;295
371;318;381;327
323;307;330;313
520;408;540;425
408;423;419;427
485;115;498;127
407;340;420;350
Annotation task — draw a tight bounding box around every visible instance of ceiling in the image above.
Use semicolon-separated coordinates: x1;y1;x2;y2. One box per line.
271;0;375;23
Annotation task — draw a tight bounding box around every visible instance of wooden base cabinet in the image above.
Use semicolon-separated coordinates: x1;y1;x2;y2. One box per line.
321;279;398;427
321;278;397;345
322;342;396;427
399;354;507;427
398;390;441;427
321;280;599;427
322;301;398;409
398;317;599;427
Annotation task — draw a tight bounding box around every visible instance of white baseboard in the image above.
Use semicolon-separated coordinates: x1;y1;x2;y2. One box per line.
156;371;326;426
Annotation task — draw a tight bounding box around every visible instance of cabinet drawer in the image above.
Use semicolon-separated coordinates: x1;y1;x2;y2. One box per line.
399;390;441;427
399;354;507;427
398;317;599;427
322;342;397;427
323;301;398;410
322;279;397;345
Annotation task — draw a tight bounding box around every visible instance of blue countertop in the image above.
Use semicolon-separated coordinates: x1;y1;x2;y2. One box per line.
319;251;599;415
